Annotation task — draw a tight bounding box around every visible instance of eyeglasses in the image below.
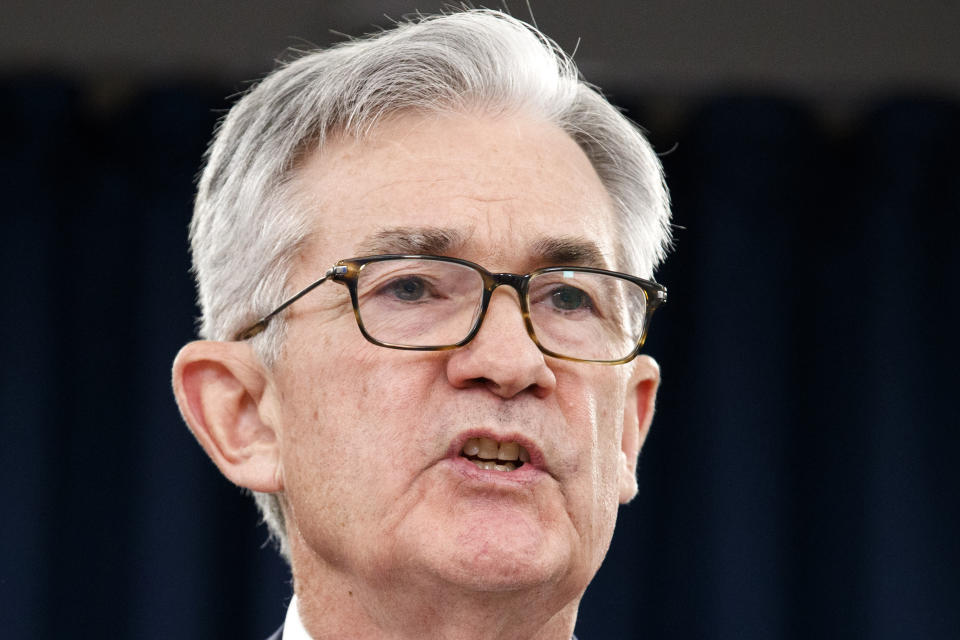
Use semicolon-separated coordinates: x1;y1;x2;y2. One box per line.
236;254;666;364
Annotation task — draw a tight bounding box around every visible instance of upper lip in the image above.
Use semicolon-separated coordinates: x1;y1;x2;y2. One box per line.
447;429;546;471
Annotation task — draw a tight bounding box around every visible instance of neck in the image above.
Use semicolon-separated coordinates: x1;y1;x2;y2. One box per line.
289;540;582;640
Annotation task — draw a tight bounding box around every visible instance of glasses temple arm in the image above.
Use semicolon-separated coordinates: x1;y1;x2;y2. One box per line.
234;268;336;341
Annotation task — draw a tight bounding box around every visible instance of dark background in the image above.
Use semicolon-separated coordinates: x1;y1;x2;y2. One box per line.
3;2;958;638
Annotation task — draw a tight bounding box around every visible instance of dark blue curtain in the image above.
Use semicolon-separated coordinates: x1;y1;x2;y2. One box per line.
2;77;957;639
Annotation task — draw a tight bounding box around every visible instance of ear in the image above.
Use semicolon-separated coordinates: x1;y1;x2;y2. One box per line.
172;340;283;493
618;355;660;504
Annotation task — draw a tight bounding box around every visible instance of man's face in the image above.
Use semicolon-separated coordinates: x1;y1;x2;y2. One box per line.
269;111;645;599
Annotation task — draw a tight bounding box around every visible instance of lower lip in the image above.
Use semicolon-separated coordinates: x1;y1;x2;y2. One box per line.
443;456;545;486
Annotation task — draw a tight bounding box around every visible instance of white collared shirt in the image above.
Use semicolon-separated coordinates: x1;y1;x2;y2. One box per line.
281;595;314;640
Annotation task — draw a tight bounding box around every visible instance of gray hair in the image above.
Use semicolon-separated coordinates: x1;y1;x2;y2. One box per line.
190;8;672;561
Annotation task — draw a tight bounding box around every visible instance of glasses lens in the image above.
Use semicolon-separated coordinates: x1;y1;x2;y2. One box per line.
355;258;484;347
527;269;647;361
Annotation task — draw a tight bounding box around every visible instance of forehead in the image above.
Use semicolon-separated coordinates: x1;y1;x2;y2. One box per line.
290;111;618;272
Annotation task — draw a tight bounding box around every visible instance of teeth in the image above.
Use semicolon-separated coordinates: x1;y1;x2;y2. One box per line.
461;437;530;472
477;438;499;459
469;460;518;472
497;442;519;461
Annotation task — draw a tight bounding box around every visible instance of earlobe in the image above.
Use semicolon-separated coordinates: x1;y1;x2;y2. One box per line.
618;355;660;504
172;341;283;493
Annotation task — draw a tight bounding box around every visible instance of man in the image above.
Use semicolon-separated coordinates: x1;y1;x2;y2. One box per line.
172;9;671;639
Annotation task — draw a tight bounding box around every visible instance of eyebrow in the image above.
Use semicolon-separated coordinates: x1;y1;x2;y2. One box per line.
531;236;610;268
354;227;466;256
354;227;610;268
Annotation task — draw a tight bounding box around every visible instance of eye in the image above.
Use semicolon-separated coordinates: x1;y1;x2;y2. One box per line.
549;285;594;312
382;276;429;301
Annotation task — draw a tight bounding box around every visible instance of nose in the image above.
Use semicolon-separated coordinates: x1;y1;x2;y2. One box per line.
445;287;556;398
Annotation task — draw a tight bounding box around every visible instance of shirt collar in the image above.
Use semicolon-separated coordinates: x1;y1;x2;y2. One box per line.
281;595;314;640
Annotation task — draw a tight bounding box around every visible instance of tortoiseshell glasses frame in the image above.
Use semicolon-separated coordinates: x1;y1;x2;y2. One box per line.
235;254;667;365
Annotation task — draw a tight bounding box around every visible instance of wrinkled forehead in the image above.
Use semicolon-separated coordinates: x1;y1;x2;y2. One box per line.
288;111;620;274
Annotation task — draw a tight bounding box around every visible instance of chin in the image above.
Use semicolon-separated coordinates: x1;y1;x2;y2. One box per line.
416;515;578;594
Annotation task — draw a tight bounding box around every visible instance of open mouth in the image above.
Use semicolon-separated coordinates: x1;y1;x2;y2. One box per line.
460;437;531;472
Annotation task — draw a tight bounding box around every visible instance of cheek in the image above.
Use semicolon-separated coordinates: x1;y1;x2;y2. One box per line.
276;348;445;559
555;370;627;512
557;368;626;456
277;338;445;491
354;359;435;433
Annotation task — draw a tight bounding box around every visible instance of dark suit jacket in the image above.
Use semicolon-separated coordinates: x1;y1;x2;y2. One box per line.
265;625;283;640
